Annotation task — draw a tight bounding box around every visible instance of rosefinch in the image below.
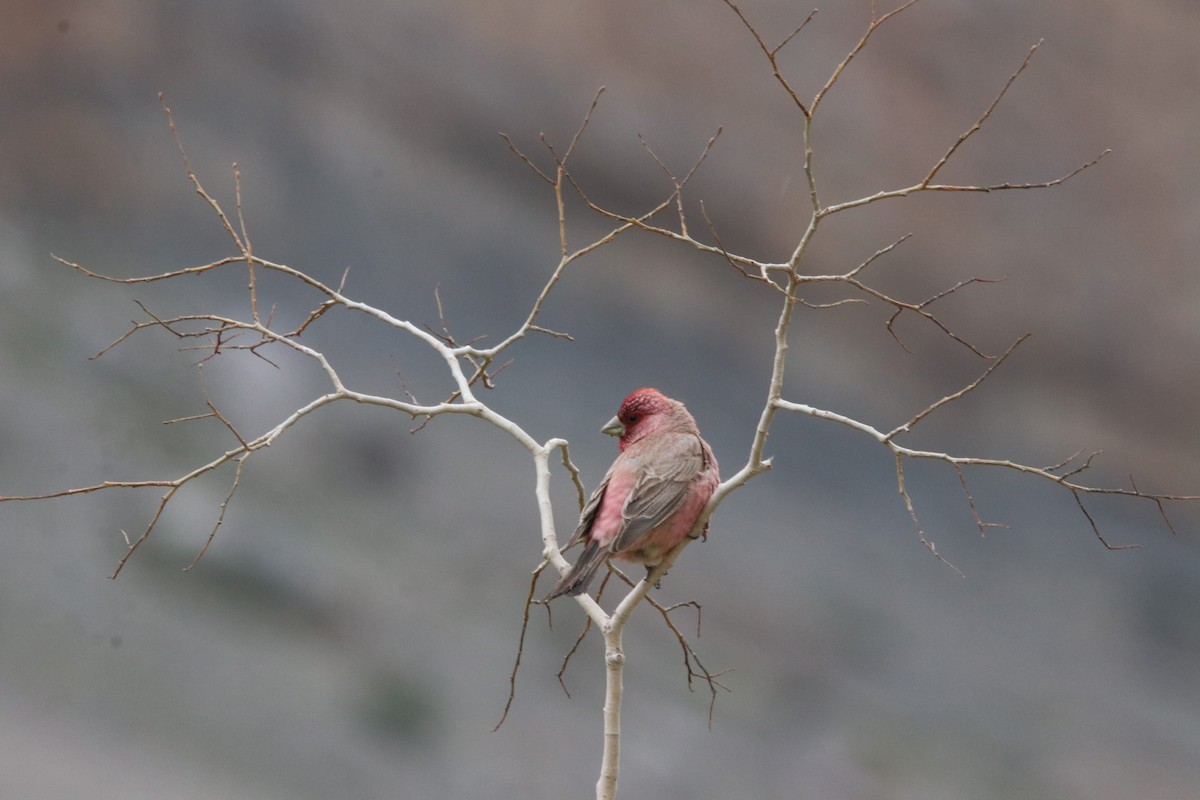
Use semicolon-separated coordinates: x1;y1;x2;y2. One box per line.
544;388;720;600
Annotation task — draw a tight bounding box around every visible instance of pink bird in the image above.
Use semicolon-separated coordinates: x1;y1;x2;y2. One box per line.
544;388;720;600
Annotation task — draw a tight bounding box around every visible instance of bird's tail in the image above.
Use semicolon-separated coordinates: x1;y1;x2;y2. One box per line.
542;540;608;601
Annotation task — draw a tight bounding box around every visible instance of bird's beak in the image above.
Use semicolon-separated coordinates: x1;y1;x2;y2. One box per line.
601;416;624;437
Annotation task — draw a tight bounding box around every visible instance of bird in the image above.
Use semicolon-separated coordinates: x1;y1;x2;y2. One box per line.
543;388;719;600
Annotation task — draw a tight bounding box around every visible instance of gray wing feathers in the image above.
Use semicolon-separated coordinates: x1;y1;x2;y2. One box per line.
564;474;610;549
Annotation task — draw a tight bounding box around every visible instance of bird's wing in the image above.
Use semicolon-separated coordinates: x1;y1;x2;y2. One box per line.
612;432;705;552
563;473;611;549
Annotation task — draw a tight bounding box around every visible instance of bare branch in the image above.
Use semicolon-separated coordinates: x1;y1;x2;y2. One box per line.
159;93;245;252
53;253;243;285
776;398;1200;562
1;479;176;502
844;233;914;279
822;150;1111;218
1060;450;1101;480
924;40;1040;186
493;567;544;731
112;485;181;578
925;150;1110;192
895;452;965;575
722;1;816;116
1072;490;1141;551
557;441;587;513
808;234;1004;356
887;334;1030;438
799;297;869;310
562;86;606;163
809;39;1111;221
499;132;555;185
700;201;788;293
231;163;260;324
163;412;216;426
527;324;573;341
1131;475;1179;536
1044;448;1088;473
811;0;922;114
554;571;612;696
613;571;733;728
845;273;1000;358
953;462;1009;536
184;454;247;571
288;300;336;338
164;365;249;447
776;10;820;54
637;127;723;238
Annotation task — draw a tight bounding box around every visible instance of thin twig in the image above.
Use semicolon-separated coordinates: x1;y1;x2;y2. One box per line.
184;455;247;570
722;1;817;116
811;0;922;114
924;40;1041;186
1131;476;1179;536
888;334;1030;438
775;398;1199;566
1072;490;1141;551
493;567;544;731
636;586;733;728
953;462;1008;536
895;453;965;576
159;93;244;251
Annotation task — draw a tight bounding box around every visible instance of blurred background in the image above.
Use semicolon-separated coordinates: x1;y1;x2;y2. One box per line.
2;1;1198;798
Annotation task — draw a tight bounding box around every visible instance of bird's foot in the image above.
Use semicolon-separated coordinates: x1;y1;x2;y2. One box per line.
645;566;665;589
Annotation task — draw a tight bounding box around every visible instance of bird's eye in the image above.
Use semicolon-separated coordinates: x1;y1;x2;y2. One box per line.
626;414;639;424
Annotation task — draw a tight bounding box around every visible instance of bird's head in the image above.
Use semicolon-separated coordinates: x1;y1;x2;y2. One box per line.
602;388;690;450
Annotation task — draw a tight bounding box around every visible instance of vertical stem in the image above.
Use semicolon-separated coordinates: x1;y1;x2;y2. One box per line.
745;115;821;472
597;624;625;800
